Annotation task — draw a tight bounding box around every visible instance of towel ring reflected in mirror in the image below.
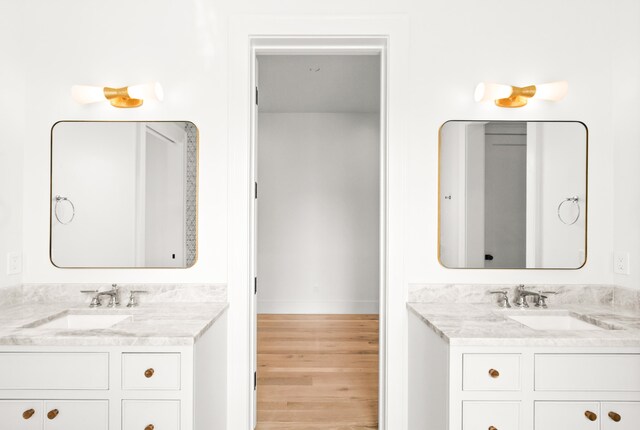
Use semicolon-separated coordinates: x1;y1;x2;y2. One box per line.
54;195;75;225
557;196;580;225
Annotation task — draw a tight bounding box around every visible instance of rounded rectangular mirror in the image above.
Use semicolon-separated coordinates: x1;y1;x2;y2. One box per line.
439;120;587;269
50;121;198;268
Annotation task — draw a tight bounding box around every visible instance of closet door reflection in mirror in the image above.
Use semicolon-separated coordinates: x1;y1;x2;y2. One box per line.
50;121;198;268
438;121;587;269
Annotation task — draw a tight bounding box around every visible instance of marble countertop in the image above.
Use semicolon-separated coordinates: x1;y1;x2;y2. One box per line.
0;302;228;347
407;302;640;347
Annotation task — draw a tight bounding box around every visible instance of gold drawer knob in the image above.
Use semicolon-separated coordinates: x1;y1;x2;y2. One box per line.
145;425;155;430
585;410;598;421
22;409;35;420
144;368;155;378
608;411;621;422
489;427;498;430
47;409;59;420
488;369;500;378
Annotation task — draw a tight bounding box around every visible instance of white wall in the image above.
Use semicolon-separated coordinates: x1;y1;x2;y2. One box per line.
537;122;587;268
257;113;380;314
13;0;620;288
613;0;640;289
0;2;25;288
51;122;138;267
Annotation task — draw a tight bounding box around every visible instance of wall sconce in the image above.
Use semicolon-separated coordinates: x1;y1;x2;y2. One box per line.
71;82;164;108
474;81;568;108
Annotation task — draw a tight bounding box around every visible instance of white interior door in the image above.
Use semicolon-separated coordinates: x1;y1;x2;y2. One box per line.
250;55;259;429
142;125;186;267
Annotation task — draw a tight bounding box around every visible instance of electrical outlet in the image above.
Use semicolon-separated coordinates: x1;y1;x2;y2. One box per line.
6;252;22;275
614;252;630;275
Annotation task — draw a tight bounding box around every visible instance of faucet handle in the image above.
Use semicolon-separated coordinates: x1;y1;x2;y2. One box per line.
535;291;556;308
489;290;511;308
81;290;101;308
127;290;148;308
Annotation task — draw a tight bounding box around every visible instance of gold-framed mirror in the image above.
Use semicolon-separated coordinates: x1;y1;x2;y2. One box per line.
439;120;587;269
50;121;198;268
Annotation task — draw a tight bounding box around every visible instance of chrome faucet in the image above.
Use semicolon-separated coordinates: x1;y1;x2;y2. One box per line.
514;285;547;308
81;284;121;308
98;284;121;307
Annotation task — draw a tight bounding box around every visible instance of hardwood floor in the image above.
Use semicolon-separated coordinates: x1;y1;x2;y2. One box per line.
257;314;379;430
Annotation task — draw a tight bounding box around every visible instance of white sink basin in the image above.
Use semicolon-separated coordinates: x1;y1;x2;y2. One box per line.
37;314;132;330
509;314;604;331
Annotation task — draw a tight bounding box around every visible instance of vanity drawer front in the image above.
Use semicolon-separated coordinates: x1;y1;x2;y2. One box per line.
122;400;180;430
122;353;181;390
0;352;109;390
0;400;43;430
535;354;640;391
463;401;520;430
463;354;521;391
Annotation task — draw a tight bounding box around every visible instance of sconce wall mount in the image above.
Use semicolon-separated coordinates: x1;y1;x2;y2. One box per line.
475;81;568;108
72;82;163;108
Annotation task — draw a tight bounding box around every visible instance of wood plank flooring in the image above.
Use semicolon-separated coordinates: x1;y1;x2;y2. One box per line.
257;314;379;430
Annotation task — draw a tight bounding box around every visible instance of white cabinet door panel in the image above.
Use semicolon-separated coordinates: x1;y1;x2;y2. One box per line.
463;401;520;430
44;400;108;430
602;402;640;430
0;400;43;430
122;400;180;430
535;402;599;430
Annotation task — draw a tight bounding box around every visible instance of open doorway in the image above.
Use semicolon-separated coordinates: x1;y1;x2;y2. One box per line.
254;54;382;428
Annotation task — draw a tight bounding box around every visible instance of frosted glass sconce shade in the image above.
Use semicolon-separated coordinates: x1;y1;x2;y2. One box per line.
71;82;164;108
474;80;568;108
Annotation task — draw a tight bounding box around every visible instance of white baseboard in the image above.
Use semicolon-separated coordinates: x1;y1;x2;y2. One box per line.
257;300;379;314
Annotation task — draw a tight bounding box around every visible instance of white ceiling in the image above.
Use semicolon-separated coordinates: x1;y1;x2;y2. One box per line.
257;55;381;113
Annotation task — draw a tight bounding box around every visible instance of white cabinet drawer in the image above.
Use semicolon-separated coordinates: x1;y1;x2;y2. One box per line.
463;354;521;391
0;400;43;430
463;401;520;430
602;402;640;430
122;353;181;390
535;354;640;391
0;353;109;390
44;400;108;430
535;402;600;430
122;400;180;430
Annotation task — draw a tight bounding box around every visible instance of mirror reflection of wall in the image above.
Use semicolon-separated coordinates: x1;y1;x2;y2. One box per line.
50;121;198;268
439;121;587;270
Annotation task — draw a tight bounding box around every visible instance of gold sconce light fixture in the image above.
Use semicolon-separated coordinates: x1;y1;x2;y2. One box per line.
71;82;163;108
474;81;568;108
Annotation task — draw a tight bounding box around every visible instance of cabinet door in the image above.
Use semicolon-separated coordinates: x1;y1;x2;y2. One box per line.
122;400;180;430
44;400;108;430
0;400;43;430
535;402;599;430
602;402;640;430
463;401;520;430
